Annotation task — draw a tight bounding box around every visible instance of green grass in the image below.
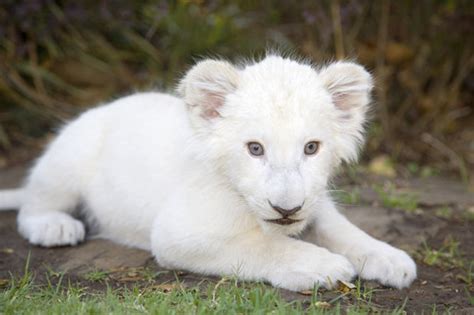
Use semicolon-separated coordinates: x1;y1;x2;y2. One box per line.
2;279;299;315
434;206;453;219
0;271;412;315
332;188;361;205
406;163;439;178
84;269;110;282
416;236;464;269
373;185;419;213
462;261;474;306
458;261;474;288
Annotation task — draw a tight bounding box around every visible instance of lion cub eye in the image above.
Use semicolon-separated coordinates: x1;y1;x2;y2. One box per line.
304;141;320;155
247;142;264;157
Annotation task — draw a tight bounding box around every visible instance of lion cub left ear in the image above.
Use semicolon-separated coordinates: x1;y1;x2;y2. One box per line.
319;61;373;113
319;62;373;162
178;60;239;125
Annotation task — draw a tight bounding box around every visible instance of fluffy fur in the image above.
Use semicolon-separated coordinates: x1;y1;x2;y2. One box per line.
0;55;416;291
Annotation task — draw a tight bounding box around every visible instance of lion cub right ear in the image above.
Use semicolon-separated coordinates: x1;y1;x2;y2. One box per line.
178;60;239;125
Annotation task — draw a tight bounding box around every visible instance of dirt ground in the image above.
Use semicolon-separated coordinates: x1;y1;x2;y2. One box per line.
1;165;473;313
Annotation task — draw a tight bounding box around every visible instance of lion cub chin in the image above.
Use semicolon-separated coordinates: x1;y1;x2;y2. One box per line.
5;55;416;291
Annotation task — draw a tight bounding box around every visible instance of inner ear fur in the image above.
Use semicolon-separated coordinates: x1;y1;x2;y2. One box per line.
319;62;373;113
178;59;239;120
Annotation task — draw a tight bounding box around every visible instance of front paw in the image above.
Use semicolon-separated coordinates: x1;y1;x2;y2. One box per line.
347;242;417;289
18;212;85;247
269;246;356;291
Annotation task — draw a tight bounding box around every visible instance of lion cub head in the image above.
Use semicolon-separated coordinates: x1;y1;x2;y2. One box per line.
178;55;373;235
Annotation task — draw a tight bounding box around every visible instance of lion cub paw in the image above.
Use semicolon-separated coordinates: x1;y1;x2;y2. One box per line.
269;247;356;291
18;212;85;247
347;243;417;289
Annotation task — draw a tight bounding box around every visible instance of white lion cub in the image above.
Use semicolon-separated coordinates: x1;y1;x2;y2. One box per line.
0;55;416;291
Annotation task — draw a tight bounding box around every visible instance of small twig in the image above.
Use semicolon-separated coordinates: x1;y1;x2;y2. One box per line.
375;0;391;139
330;0;345;60
0;73;40;113
328;291;351;304
211;277;229;305
0;123;11;149
27;41;46;94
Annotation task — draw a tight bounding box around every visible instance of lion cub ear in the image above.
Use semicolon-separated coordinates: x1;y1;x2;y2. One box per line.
319;62;373;162
319;61;373;113
178;60;239;123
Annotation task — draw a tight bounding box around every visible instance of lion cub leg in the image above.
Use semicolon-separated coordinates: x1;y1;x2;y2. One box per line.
152;219;356;291
18;168;85;247
17;133;91;247
18;183;85;247
306;199;417;289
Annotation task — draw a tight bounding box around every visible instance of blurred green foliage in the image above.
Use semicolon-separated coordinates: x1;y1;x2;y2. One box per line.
0;0;473;176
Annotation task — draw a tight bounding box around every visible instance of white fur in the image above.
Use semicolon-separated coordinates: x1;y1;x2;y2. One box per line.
0;189;23;209
0;55;416;290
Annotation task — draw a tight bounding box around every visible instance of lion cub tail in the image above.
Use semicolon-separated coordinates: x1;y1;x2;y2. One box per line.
0;189;24;210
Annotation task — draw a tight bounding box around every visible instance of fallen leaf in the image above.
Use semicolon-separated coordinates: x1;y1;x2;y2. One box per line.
314;301;331;309
108;267;127;273
150;283;178;293
337;280;356;293
298;290;314;296
0;279;9;288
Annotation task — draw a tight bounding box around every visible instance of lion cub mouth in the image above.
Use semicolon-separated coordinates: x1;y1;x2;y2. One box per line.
265;218;302;225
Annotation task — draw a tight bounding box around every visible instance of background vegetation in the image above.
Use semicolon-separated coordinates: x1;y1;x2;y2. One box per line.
0;0;473;179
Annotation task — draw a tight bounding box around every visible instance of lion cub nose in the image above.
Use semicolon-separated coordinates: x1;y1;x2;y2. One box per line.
269;202;302;217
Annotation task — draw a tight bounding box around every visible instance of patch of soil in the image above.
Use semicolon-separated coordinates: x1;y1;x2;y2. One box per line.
369;220;474;313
